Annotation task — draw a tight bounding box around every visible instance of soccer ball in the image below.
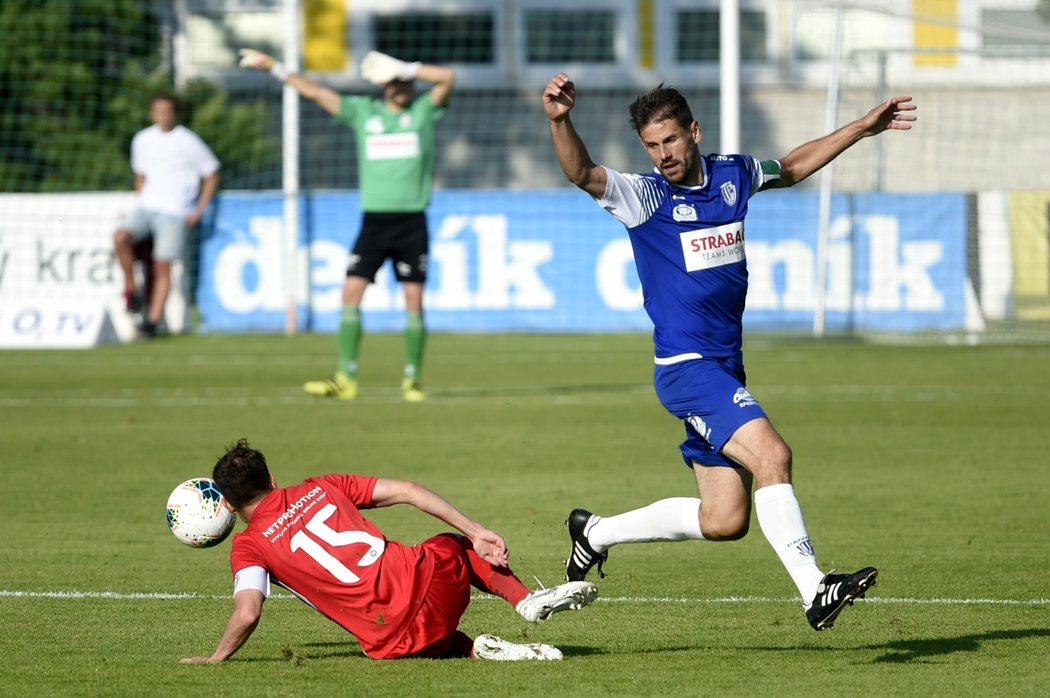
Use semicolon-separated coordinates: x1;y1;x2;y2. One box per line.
166;478;236;548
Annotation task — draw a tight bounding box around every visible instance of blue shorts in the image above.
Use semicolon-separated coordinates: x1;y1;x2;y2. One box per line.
653;357;767;469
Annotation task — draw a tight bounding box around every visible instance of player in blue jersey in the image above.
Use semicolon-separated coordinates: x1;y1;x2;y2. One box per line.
543;73;916;631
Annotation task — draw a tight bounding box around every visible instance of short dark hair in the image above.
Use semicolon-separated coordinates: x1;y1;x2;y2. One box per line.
150;91;178;111
628;84;694;134
213;439;273;509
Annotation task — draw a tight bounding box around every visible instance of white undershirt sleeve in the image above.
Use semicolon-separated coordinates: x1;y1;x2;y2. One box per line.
233;565;271;598
595;166;664;228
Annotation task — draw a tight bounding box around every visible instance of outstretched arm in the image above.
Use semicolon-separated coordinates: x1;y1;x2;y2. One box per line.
544;73;607;199
370;478;510;567
179;589;264;664
284;74;342;115
773;96;917;188
238;49;342;116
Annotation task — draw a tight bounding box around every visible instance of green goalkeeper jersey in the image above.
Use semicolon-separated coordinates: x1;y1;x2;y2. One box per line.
335;94;446;213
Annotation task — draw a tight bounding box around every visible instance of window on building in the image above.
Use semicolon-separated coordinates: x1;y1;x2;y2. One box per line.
524;9;617;63
373;12;496;64
676;9;767;62
981;8;1050;49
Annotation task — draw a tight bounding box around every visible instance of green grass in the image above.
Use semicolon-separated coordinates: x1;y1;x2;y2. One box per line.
1;333;1048;696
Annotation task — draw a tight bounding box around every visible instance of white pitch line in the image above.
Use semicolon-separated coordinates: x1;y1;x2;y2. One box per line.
2;589;1047;606
596;591;1050;604
2;382;1046;410
0;389;653;409
0;590;222;600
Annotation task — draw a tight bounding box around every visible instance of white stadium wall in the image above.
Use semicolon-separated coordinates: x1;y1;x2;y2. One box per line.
0;193;190;348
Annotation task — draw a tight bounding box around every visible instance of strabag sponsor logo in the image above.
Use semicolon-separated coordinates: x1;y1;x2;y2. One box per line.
680;221;745;272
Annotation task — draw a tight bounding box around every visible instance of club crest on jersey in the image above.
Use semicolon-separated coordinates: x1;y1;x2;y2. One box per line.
672;203;698;222
365;116;385;134
720;181;737;206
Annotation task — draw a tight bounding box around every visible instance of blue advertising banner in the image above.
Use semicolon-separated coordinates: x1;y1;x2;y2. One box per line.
197;190;967;334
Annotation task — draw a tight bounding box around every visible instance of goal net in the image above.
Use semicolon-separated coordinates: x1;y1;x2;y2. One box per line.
3;0;1049;344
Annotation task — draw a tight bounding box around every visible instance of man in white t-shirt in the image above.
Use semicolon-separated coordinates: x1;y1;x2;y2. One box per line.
114;93;220;337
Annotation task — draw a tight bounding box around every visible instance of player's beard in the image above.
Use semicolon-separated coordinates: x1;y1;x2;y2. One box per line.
661;161;684;181
662;150;699;185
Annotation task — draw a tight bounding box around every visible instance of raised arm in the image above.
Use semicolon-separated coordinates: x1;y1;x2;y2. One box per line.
360;51;455;108
238;49;342;116
543;73;607;199
772;96;917;188
370;478;510;567
417;63;455;109
284;74;342;115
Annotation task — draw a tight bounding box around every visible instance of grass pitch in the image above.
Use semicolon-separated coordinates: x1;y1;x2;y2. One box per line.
1;333;1048;697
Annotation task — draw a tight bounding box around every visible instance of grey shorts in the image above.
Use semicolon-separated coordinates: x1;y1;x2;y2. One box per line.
123;208;187;261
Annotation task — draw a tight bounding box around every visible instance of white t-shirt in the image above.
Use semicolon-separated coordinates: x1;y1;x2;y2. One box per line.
131;124;220;216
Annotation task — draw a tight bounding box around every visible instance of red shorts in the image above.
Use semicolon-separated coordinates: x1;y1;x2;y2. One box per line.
383;534;474;659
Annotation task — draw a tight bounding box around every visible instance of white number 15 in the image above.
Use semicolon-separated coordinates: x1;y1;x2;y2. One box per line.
289;503;386;583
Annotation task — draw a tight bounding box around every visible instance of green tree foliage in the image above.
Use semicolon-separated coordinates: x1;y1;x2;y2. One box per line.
0;0;276;193
180;80;279;191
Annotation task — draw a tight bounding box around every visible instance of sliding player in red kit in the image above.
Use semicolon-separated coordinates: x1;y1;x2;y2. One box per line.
180;440;597;663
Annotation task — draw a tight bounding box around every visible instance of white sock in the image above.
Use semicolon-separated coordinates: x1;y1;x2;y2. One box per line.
753;483;825;604
587;497;703;552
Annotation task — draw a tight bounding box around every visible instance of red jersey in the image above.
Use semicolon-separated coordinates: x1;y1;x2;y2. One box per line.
229;475;436;658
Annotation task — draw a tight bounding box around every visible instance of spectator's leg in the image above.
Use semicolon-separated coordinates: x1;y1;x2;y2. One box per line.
114;228;137;296
146;259;171;326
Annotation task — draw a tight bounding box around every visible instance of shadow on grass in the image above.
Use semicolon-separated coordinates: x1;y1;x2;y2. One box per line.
733;628;1050;665
239;629;1050;664
542;644;606;657
220;645;363;664
290;640;606;661
868;628;1050;664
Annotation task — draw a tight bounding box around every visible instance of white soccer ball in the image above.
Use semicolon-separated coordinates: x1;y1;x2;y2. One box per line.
166;478;236;548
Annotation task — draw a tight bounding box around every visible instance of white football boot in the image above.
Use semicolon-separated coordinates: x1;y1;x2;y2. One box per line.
472;634;563;661
515;580;598;623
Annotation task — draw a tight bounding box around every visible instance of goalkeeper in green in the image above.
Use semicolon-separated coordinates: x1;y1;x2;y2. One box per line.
239;49;455;402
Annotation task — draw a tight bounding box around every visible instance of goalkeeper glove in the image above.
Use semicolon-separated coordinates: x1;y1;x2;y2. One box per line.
238;48;288;82
360;50;421;85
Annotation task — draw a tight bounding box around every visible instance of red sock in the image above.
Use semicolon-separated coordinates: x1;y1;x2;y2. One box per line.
442;630;475;659
449;534;530;607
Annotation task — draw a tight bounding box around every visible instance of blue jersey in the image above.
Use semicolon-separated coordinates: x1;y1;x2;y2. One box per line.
596;155;780;361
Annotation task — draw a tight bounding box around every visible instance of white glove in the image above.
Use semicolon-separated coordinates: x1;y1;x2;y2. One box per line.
238;48;288;82
360;50;420;85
